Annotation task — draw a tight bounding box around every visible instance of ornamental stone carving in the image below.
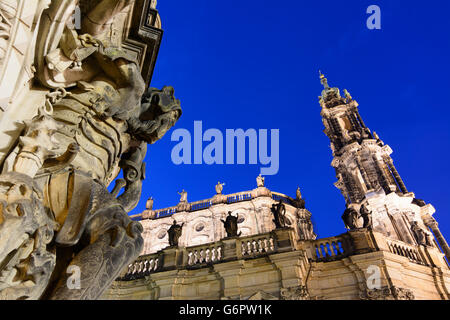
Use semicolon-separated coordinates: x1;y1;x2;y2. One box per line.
0;0;181;300
280;286;310;300
360;286;415;300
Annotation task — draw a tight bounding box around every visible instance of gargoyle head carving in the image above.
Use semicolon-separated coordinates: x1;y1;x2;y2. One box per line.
127;86;182;144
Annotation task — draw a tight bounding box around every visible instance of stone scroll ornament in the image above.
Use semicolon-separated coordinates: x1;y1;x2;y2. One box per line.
0;0;181;300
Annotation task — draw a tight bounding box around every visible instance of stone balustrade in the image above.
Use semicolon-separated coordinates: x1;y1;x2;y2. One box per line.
385;238;427;266
186;243;223;266
119;253;162;280
304;235;353;262
117;228;297;280
239;234;276;257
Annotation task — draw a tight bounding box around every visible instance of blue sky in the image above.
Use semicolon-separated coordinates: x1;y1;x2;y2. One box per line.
127;0;450;240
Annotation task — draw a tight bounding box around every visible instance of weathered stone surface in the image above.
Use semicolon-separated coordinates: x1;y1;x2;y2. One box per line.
0;0;180;300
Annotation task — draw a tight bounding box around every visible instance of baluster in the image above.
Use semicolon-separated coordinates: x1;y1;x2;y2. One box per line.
217;247;222;260
263;239;269;252
142;260;148;273
205;249;211;263
241;242;247;255
315;245;321;259
194;250;199;264
252;240;257;253
247;241;252;254
320;243;327;258
258;239;263;253
328;242;335;256
269;238;275;251
211;248;216;262
127;264;133;275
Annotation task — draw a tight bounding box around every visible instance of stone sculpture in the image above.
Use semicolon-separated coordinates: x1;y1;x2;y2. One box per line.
0;0;181;300
360;204;373;229
295;187;306;209
411;221;432;246
168;220;184;247
146;197;154;211
256;174;265;187
271;200;286;229
342;205;359;230
221;212;241;238
215;181;225;194
178;189;188;203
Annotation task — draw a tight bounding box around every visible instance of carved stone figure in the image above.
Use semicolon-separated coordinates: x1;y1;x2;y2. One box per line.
168;220;184;247
297;210;317;240
0;1;181;300
342;205;359;230
360;204;373;229
296;187;302;200
178;189;187;203
411;221;428;246
221;212;241;238
256;174;265;187
294;187;306;209
215;181;225;194
146;197;154;211
271;200;286;229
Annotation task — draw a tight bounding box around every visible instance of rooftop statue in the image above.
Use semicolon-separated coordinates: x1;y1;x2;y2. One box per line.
256;174;265;187
0;0;181;300
215;181;225;194
178;189;188;203
146;197;154;211
295;187;306;209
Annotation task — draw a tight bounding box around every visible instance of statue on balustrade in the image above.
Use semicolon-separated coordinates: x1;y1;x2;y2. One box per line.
342;205;359;230
178;189;188;203
221;212;241;238
256;174;265;188
411;221;432;246
215;181;225;194
168;220;184;247
360;204;373;229
294;187;306;209
271;200;287;229
146;197;154;211
0;0;181;300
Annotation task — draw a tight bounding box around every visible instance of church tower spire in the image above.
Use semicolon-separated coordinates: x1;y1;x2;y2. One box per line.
318;74;450;261
318;74;408;201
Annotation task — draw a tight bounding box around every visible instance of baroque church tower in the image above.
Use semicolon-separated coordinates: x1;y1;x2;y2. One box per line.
319;73;450;261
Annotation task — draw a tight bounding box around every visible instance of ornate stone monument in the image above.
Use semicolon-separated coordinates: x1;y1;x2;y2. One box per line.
0;0;180;300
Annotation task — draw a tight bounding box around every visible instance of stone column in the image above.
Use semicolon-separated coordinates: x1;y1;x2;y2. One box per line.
424;218;450;262
385;158;408;194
